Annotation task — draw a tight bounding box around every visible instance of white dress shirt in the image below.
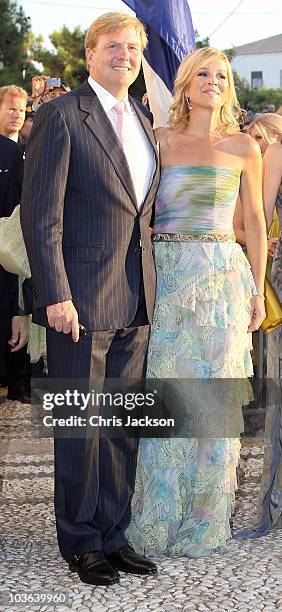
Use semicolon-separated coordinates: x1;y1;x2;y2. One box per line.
88;76;155;208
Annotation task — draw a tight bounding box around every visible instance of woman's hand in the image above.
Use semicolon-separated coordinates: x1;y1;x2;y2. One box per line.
9;316;29;351
267;238;278;261
248;295;266;332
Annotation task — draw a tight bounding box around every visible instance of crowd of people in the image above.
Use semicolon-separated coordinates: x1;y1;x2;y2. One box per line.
242;101;282;132
0;10;281;587
0;77;72;400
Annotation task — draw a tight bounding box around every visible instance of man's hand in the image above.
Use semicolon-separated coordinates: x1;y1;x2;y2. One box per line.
47;300;79;342
9;316;29;352
142;92;149;107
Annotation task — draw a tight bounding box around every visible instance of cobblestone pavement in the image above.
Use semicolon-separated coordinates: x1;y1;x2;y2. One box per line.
1;396;282;612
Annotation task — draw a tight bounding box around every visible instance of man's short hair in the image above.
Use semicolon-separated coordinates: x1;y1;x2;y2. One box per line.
85;11;147;51
0;85;28;106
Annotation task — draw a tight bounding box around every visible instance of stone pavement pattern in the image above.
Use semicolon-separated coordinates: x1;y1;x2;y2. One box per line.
0;398;282;611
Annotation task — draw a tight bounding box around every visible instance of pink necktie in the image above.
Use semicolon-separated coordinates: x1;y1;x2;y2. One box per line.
113;101;126;146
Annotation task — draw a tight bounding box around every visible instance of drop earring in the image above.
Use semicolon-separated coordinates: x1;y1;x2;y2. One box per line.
185;94;192;113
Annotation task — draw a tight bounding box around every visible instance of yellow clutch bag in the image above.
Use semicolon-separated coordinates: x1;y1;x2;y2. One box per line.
268;209;280;239
261;277;282;333
266;209;280;280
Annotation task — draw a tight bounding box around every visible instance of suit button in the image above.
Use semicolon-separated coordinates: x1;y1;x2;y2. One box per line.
135;239;142;254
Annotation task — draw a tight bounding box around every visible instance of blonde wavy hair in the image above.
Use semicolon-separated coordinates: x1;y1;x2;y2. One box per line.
168;47;242;135
248;112;282;144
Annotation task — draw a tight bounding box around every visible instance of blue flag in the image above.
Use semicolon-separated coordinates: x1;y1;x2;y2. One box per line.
123;0;195;125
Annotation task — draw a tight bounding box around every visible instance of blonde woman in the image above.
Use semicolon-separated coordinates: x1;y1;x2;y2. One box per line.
248;112;282;155
256;126;282;535
234;113;282;262
127;47;267;558
235;115;282;539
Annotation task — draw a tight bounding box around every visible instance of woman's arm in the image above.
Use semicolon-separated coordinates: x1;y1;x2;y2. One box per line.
263;142;282;230
233;194;278;260
240;136;267;331
233;196;246;246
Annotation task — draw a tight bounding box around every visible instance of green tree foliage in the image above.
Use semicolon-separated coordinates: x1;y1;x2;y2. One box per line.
194;30;210;49
236;85;282;111
233;70;250;100
224;48;235;61
0;0;39;88
35;26;88;89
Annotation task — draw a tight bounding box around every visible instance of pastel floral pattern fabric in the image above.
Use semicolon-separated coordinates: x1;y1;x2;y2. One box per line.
127;167;256;557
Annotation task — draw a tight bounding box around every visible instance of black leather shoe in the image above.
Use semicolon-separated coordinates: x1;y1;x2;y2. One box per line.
69;551;120;586
7;388;31;404
106;545;157;575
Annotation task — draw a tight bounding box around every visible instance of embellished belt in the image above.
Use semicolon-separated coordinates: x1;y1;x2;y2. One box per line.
152;232;236;243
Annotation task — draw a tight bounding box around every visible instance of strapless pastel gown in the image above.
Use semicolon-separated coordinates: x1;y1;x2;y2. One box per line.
126;166;256;558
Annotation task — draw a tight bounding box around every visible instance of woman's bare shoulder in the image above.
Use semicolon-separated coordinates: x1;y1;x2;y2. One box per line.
229;131;261;158
264;141;282;162
230;131;256;148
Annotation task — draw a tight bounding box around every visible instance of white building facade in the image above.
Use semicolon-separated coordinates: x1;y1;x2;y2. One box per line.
231;34;282;89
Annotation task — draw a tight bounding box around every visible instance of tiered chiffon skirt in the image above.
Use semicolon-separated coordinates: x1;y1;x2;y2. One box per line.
127;240;256;557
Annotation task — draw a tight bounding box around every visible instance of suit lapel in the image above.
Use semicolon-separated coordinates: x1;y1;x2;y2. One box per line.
79;83;138;208
129;97;160;211
129;97;158;156
78;82;160;213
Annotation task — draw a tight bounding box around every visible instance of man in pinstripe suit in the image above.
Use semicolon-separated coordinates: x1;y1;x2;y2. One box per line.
21;12;160;586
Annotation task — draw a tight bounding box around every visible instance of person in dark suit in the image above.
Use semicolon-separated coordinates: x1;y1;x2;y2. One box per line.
0;134;29;393
21;12;160;586
0;86;32;401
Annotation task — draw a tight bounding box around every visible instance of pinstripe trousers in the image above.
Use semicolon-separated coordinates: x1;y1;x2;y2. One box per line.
47;313;149;562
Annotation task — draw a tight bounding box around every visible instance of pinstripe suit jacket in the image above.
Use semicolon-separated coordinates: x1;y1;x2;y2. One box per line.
20;81;160;330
